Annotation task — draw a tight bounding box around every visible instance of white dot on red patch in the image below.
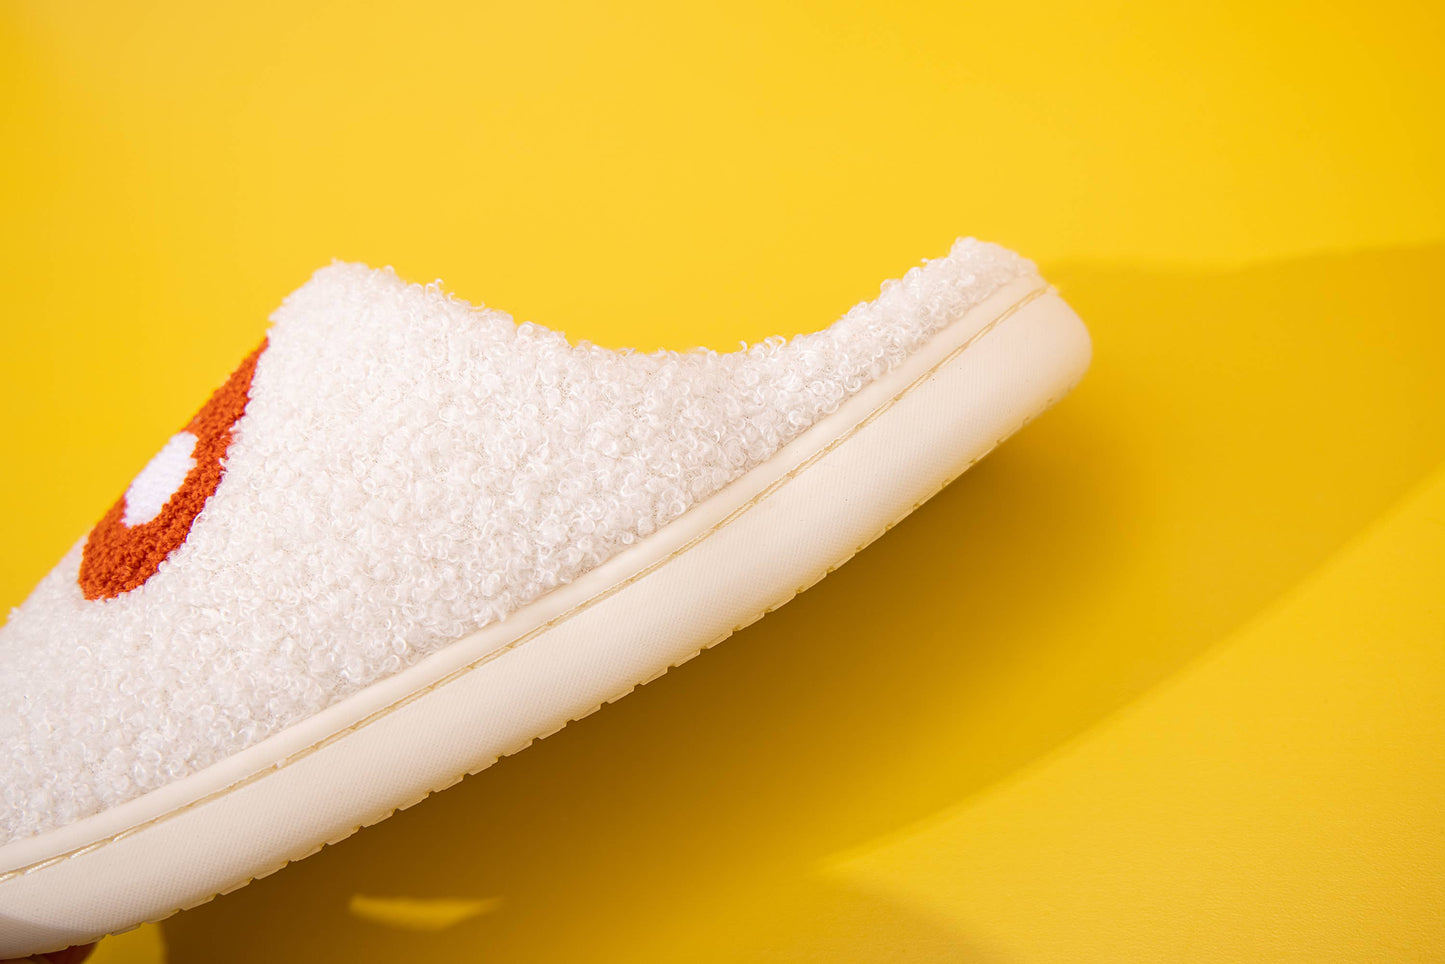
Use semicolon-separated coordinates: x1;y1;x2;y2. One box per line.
79;340;267;601
122;431;199;527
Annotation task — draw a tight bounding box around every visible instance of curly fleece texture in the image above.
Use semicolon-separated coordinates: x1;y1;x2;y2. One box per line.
0;239;1037;844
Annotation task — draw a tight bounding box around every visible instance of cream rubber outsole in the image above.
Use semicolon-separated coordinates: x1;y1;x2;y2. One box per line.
0;277;1091;955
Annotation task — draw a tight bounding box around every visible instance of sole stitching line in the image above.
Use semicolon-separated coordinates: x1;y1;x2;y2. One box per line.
1;282;1051;883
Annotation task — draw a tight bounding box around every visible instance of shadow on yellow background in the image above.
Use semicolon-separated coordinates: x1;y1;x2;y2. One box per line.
131;245;1438;961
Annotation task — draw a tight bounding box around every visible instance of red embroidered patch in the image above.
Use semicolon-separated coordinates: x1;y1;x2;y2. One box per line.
78;341;268;601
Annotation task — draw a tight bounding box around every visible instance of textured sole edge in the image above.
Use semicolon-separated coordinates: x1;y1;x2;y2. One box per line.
0;280;1090;955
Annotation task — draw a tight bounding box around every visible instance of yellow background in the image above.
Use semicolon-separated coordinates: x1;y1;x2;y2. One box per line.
3;1;1443;960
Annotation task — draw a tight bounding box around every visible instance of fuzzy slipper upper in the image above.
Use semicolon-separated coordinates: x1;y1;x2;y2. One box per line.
0;239;1037;844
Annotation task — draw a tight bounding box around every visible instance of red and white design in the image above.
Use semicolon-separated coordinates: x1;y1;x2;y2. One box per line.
78;341;266;600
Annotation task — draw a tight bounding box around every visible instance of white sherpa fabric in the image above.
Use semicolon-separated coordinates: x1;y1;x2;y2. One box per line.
0;239;1037;844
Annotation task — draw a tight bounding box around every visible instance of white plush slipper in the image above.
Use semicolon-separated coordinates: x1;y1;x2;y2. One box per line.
0;239;1090;954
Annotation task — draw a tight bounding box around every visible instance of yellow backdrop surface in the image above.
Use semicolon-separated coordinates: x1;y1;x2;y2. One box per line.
3;1;1443;960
